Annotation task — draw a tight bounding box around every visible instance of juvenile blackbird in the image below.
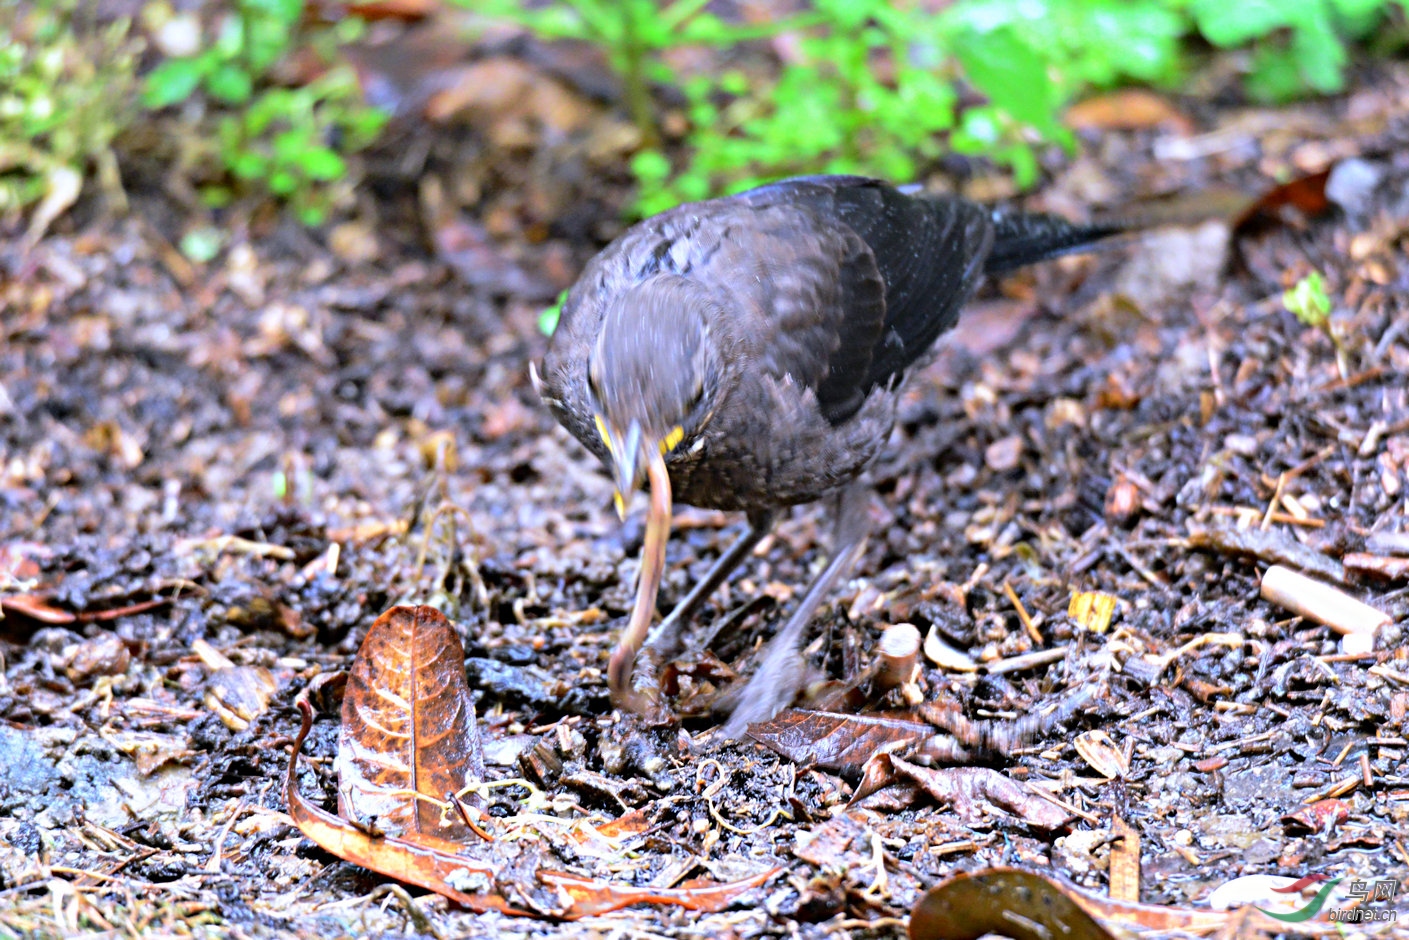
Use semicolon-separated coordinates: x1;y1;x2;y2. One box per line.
534;175;1124;735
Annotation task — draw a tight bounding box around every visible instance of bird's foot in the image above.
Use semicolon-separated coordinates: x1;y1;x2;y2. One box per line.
717;638;806;739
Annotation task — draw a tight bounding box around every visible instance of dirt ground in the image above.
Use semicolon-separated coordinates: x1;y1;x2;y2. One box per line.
1;36;1408;940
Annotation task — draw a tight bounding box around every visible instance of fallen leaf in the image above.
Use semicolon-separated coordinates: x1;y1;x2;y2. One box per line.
748;709;934;776
0;593;76;623
1066;89;1193;133
286;606;781;919
867;758;1072;831
911;868;1117;940
1281;799;1350;834
1108;814;1140;904
911;867;1231;939
339;605;486;839
539;868;779;917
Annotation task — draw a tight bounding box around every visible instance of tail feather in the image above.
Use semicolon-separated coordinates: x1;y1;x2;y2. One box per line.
982;208;1128;275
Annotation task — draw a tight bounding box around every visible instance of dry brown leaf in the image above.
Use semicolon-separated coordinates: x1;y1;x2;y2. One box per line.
286;606;781;919
539;869;780;918
911;868;1117;940
287;695;780;918
748;709;936;776
910;867;1232;940
1109;814;1140;904
338;605;485;840
1066;89;1193;133
879;758;1072;831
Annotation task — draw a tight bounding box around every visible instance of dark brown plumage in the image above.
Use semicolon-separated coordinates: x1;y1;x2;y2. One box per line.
535;175;1124;735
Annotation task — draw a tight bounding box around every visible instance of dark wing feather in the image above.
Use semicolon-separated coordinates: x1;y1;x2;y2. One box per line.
675;202;887;423
738;177;994;421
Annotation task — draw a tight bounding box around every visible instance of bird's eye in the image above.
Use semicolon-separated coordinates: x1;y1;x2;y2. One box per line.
687;380;705;410
586;366;602;403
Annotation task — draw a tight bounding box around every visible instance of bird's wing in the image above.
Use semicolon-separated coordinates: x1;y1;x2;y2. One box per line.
736;177;995;423
675;201;888;424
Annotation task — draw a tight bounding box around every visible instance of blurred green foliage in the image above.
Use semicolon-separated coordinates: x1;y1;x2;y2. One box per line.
0;2;139;230
1284;270;1333;329
5;0;1406;238
142;0;387;225
475;0;810;149
474;0;1407;217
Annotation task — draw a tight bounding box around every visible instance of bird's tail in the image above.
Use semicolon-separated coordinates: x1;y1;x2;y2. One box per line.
982;208;1129;275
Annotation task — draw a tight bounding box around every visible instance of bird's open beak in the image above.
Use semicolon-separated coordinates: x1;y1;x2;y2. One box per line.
609;420;646;520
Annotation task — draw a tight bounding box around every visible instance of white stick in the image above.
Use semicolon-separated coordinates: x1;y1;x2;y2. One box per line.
1260;565;1390;637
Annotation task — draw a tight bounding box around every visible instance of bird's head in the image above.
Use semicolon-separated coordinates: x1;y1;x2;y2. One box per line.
586;274;725;516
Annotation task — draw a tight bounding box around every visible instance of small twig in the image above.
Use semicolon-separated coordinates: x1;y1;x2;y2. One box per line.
1002;581;1043;645
981;646;1069;677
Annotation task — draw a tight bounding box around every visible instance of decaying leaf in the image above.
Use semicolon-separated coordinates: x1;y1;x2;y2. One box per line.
538;869;780;918
856;755;1072;830
910;867;1232;940
748;709;935;776
338;605;485;840
911;868;1117;940
1108;814;1140;904
286;699;528;916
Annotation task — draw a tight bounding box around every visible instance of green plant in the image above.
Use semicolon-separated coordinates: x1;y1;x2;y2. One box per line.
1188;0;1400;102
481;0;1407;220
1283;269;1352;376
0;1;139;241
1284;270;1332;329
142;0;387;224
634;0;965;214
539;289;568;337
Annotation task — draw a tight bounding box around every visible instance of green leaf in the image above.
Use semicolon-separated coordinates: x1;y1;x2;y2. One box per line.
538;289;568;336
229;149;268;180
213;12;246;59
956;25;1063;137
1291;8;1348;92
206;63;254;104
1283;271;1332;327
1192;0;1299;47
141;57;209;108
297;146;346;181
269;168;298;194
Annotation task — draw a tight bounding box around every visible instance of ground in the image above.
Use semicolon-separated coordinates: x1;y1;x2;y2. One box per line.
1;35;1407;940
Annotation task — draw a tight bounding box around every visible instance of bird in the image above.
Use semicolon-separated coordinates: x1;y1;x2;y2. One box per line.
533;174;1126;736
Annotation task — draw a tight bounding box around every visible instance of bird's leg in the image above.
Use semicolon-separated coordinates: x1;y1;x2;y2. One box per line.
625;509;776;709
646;510;777;660
720;483;871;738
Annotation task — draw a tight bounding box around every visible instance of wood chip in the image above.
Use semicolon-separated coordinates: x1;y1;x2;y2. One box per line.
1260;565;1390;637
